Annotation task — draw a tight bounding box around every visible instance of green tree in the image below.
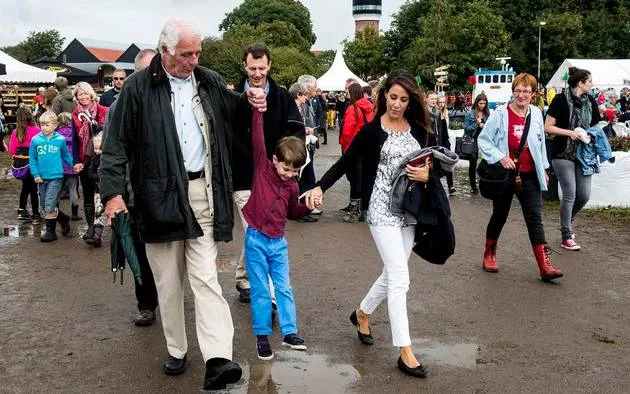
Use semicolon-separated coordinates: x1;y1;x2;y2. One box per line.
2;29;65;63
269;46;319;87
383;0;432;61
397;0;455;86
535;12;584;83
313;49;336;76
399;0;510;89
219;0;316;46
343;28;388;80
200;21;318;88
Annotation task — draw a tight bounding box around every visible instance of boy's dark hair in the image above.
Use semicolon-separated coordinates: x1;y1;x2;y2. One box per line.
362;85;372;96
275;137;306;168
243;43;271;63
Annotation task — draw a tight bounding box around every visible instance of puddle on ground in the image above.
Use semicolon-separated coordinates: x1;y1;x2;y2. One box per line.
412;339;479;368
225;351;360;394
0;225;40;239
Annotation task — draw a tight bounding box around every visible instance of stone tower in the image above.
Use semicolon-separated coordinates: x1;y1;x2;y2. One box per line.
353;0;382;36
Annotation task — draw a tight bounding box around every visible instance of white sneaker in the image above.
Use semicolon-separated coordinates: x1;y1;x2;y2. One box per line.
311;208;322;215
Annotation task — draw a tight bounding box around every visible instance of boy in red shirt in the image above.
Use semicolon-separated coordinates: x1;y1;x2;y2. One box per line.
243;110;312;360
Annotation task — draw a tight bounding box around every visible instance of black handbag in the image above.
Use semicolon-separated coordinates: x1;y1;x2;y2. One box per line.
477;112;531;200
455;135;477;160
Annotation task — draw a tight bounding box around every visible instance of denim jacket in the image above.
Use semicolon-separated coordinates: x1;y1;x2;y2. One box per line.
575;126;615;175
464;109;487;138
477;104;549;191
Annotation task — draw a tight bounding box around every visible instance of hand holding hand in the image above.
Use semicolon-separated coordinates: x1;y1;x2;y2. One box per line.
34;177;43;184
300;186;323;210
247;88;267;112
104;195;128;226
499;156;516;170
73;164;83;173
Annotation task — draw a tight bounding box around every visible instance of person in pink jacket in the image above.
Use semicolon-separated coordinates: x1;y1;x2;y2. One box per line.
9;106;42;222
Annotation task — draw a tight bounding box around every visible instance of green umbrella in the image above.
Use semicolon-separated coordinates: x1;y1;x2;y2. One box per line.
110;211;142;286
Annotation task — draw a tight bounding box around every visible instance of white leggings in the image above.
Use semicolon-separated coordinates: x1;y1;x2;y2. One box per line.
360;225;415;347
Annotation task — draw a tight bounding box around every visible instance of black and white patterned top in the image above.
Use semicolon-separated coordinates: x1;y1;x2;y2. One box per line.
366;124;421;226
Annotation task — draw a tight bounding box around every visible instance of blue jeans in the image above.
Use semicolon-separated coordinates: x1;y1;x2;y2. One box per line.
245;227;297;336
552;159;592;241
38;178;63;216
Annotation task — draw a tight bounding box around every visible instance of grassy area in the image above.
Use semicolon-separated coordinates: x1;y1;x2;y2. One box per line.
543;200;630;225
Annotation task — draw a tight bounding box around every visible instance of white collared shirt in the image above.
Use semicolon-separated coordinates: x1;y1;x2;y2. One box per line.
165;69;206;172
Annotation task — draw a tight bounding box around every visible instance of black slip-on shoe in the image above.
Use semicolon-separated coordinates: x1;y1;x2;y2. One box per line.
163;354;187;375
397;357;427;378
349;310;374;345
203;358;242;390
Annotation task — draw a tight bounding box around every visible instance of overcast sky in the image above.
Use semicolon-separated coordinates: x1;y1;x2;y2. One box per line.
1;0;407;50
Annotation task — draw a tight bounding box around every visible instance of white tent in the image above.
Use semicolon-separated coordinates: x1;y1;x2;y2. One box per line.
317;50;367;91
546;59;630;95
0;50;57;84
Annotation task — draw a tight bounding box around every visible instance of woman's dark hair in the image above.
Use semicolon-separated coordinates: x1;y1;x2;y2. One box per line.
348;83;364;120
375;69;432;133
473;93;490;118
15;106;36;142
567;67;591;89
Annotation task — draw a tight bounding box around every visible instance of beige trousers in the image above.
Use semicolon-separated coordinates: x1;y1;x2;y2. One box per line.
146;178;234;361
233;190;251;289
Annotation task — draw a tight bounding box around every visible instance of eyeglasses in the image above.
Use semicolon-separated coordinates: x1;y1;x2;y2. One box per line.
113;77;125;81
513;89;532;95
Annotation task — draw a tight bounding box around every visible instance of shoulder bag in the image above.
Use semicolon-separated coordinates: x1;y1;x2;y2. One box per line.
477;112;531;200
455;135;477;160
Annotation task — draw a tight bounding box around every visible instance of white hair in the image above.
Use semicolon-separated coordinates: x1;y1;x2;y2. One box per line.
158;19;202;55
297;75;317;87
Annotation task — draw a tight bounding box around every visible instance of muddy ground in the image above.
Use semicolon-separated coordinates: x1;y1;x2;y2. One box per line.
1;132;629;393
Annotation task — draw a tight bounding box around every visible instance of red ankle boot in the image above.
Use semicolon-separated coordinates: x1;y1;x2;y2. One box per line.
533;244;563;281
483;239;499;273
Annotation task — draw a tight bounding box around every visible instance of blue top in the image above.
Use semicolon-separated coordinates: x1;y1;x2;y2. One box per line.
29;132;74;180
477;104;550;191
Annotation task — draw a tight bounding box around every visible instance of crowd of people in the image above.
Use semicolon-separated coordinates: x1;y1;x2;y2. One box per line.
0;17;618;391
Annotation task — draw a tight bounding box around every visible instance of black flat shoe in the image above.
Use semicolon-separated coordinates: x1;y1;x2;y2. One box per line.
163;354;187;375
397;357;427;378
203;357;242;390
349;310;374;345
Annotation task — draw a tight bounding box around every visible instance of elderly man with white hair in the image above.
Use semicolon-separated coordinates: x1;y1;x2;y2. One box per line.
100;19;267;390
296;74;321;222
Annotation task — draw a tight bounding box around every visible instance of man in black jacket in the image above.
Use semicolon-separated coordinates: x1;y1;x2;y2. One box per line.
100;19;267;391
232;43;305;302
99;68;127;107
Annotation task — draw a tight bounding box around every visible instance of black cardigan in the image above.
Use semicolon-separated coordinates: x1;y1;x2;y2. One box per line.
232;76;306;191
317;119;435;209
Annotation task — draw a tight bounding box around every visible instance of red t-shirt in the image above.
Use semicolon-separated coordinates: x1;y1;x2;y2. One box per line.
507;106;535;173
